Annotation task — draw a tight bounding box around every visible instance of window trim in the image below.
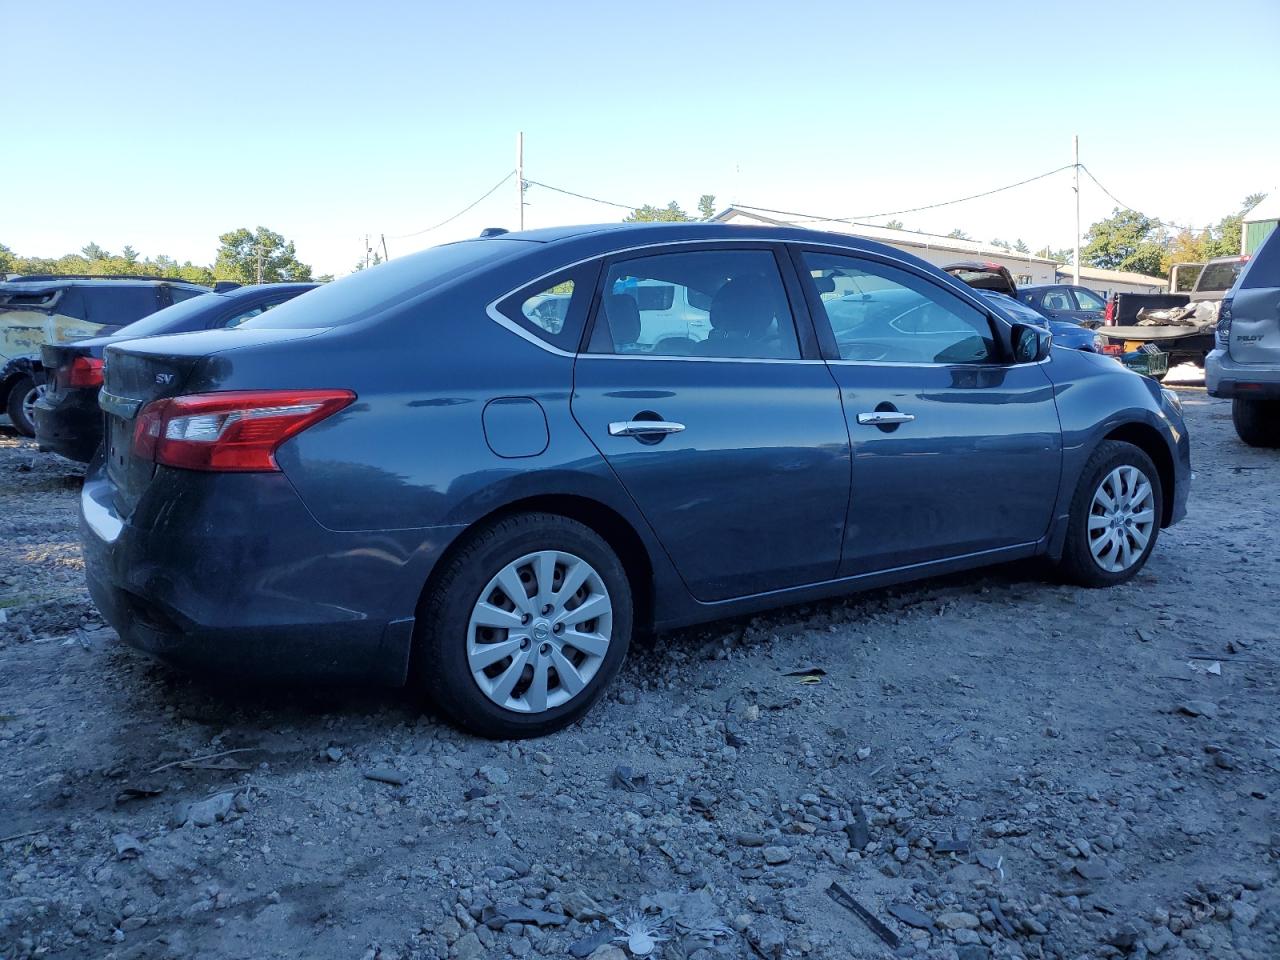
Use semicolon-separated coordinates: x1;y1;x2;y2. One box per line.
579;242;815;362
483;238;1015;362
791;246;1011;367
492;263;599;355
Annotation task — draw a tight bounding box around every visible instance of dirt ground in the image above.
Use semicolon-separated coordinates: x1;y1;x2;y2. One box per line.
1;379;1277;960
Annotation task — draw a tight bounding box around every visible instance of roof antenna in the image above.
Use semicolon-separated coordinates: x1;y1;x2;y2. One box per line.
479;227;509;238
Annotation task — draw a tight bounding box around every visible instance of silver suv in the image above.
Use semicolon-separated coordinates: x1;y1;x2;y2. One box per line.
1206;228;1280;447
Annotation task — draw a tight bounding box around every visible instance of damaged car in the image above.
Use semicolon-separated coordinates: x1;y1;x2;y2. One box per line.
1;275;208;435
81;222;1190;738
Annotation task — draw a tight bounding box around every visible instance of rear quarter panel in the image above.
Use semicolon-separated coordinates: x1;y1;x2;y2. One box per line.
1;309;106;363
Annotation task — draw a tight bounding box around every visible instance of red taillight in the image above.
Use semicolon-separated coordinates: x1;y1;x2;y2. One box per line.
1103;299;1115;325
131;389;355;472
65;356;104;388
1102;343;1124;356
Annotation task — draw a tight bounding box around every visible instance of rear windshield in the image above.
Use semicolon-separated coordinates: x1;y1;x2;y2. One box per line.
1239;230;1279;290
113;293;222;338
239;239;528;330
1195;260;1246;292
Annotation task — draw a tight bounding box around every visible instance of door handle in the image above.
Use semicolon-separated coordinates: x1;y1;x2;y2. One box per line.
856;412;915;426
609;420;686;437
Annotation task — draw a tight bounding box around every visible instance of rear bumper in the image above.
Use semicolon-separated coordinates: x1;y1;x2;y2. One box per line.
1205;348;1280;398
33;390;101;462
80;463;466;686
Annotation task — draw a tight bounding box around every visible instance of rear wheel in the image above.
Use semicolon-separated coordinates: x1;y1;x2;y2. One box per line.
1057;441;1163;587
413;512;632;738
5;375;42;437
1232;397;1280;448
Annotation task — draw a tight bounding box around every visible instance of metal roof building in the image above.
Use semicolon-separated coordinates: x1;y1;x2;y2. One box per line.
1243;195;1280;255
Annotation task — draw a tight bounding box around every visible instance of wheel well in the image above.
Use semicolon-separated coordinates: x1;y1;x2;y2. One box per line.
1103;423;1176;526
420;494;656;634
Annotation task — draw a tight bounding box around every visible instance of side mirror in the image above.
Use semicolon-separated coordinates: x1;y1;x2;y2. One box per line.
1011;323;1052;363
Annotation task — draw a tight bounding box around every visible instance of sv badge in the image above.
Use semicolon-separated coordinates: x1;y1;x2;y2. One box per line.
155;372;174;385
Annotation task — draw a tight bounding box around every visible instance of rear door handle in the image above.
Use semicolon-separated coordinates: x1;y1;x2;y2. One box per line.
856;412;915;426
609;420;686;437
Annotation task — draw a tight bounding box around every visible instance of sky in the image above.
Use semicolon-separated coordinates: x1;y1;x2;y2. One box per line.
4;0;1278;278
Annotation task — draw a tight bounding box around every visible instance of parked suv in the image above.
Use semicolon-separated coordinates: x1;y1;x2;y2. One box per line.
81;223;1189;738
1;276;208;435
36;283;317;461
1206;229;1280;446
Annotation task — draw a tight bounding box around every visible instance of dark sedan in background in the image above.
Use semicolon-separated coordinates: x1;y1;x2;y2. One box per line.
81;223;1189;738
36;282;316;461
942;261;1102;353
1020;283;1108;325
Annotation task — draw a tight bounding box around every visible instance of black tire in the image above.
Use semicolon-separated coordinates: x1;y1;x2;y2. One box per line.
1232;397;1280;449
412;512;632;739
5;375;38;437
1056;440;1163;588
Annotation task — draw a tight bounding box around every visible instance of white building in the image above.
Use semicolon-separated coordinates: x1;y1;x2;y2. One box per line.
712;206;1165;296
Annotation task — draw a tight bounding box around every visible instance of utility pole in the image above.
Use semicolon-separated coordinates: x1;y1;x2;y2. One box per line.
516;131;525;231
364;234;370;270
1073;134;1081;286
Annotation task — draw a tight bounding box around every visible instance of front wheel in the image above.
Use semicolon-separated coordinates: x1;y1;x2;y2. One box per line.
5;375;43;437
413;512;632;738
1057;441;1163;587
1232;397;1280;448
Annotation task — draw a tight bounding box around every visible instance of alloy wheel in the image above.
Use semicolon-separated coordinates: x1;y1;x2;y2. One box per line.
1087;465;1156;573
22;383;45;428
466;550;613;714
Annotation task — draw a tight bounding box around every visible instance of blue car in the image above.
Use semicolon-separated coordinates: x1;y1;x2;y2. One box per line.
81;223;1190;737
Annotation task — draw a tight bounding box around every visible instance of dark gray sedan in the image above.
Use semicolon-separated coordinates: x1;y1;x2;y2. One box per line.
80;223;1191;737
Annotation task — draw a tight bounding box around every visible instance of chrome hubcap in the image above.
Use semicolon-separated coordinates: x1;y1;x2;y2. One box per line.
1088;465;1155;573
466;550;612;714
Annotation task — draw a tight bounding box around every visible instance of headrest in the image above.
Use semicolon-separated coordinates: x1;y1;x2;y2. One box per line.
709;276;778;338
603;294;641;345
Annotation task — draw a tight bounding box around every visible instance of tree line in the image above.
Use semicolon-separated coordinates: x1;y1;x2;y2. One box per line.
0;227;317;285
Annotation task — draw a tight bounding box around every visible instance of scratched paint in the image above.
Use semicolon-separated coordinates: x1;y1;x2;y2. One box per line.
0;309;106;362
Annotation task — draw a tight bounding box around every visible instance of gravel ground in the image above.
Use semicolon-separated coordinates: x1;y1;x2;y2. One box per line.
1;383;1277;960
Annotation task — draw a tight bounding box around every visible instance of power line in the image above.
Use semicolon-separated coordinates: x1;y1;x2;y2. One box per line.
385;170;515;239
735;164;1076;225
1078;165;1201;234
524;178;640;211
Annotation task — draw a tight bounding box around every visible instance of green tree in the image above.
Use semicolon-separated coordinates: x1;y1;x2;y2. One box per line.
990;238;1012;251
354;251;384;272
697;194;717;220
884;219;905;231
214;227;313;283
1081;208;1166;275
1013;239;1030;253
946;228;971;240
625;201;692;223
1035;245;1074;262
1204;193;1268;259
0;242;15;275
81;242;108;261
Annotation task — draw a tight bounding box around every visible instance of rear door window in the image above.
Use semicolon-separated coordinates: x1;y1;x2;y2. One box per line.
587;248;801;359
1041;288;1073;311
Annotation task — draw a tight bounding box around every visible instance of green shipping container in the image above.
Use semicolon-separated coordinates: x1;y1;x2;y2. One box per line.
1245;219;1278;255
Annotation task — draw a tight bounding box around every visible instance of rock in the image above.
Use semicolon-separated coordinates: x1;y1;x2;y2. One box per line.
323;746;343;762
1106;923;1142;950
454;931;485;960
112;833;143;860
1144;929;1179;955
176;791;237;827
587;947;627;960
562;889;607;922
363;767;405;786
762;845;792;865
1178;700;1218;719
956;947;990;960
936;911;980;930
856;746;872;761
887;903;935;930
508;935;531;957
568;929;615;958
481;766;510;786
438;917;462;944
751;917;787;959
736;832;766;847
1074;860;1110;881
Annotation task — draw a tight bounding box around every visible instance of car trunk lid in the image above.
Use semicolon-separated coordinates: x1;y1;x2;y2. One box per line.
100;328;320;515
